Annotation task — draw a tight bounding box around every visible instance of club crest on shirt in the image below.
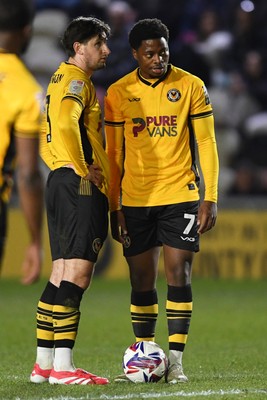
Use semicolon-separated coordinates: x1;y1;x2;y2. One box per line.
69;80;84;95
167;88;181;102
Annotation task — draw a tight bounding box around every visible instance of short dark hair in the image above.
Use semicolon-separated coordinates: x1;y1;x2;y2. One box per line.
0;0;34;31
62;16;111;57
129;18;169;50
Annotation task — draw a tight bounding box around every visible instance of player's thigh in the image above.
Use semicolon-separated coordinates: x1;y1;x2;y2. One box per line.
76;183;109;261
126;247;161;291
122;206;160;257
163;245;194;286
45;168;77;260
45;169;108;262
158;201;200;252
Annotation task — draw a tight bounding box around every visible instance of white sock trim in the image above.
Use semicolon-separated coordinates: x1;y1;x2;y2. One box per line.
36;346;54;370
53;347;75;371
168;350;183;366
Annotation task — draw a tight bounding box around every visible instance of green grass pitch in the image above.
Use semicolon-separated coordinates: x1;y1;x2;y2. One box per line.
0;276;266;400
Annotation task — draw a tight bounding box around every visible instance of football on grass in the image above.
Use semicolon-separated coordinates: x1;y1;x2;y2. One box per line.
123;341;168;383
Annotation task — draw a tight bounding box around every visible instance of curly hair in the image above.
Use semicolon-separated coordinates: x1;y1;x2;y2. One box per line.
129;18;169;50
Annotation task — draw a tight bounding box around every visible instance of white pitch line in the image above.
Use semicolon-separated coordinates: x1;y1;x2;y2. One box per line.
97;388;266;399
15;388;266;400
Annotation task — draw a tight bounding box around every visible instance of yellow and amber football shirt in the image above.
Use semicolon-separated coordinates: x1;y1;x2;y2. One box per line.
104;64;219;211
40;62;109;196
0;52;42;198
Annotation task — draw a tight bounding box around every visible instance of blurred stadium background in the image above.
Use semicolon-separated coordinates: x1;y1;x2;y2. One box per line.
2;0;267;281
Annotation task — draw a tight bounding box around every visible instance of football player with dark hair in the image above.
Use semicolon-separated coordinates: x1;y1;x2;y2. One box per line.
105;18;219;384
30;16;111;385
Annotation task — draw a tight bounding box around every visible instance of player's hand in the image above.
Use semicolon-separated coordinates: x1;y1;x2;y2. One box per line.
197;201;217;234
110;210;128;244
85;164;104;188
21;242;42;285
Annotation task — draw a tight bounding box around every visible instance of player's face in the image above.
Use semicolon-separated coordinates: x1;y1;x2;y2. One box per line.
79;33;110;72
132;37;169;79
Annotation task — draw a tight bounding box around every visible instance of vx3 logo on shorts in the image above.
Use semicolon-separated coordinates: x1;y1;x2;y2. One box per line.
128;98;141;102
180;236;196;242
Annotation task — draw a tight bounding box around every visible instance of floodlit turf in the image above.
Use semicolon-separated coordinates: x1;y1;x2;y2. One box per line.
0;276;266;400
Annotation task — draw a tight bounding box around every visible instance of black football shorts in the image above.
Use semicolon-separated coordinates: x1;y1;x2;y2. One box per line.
46;168;108;262
121;201;200;257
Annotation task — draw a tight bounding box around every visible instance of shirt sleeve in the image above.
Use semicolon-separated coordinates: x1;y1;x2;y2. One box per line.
104;87;125;211
15;90;42;138
58;97;89;177
189;80;219;203
191;113;219;203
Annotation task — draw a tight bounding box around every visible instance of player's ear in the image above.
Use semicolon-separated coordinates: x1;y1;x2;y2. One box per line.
73;41;83;55
132;48;137;61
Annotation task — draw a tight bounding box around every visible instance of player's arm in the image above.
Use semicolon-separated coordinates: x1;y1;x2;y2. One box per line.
15;134;44;285
104;85;127;243
58;98;103;187
58;98;88;176
193;114;219;203
105;123;125;211
105;122;127;243
104;86;125;212
192;114;219;234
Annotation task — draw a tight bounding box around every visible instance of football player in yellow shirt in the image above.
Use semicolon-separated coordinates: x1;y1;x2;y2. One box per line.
0;0;44;285
105;18;219;383
30;16;111;385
